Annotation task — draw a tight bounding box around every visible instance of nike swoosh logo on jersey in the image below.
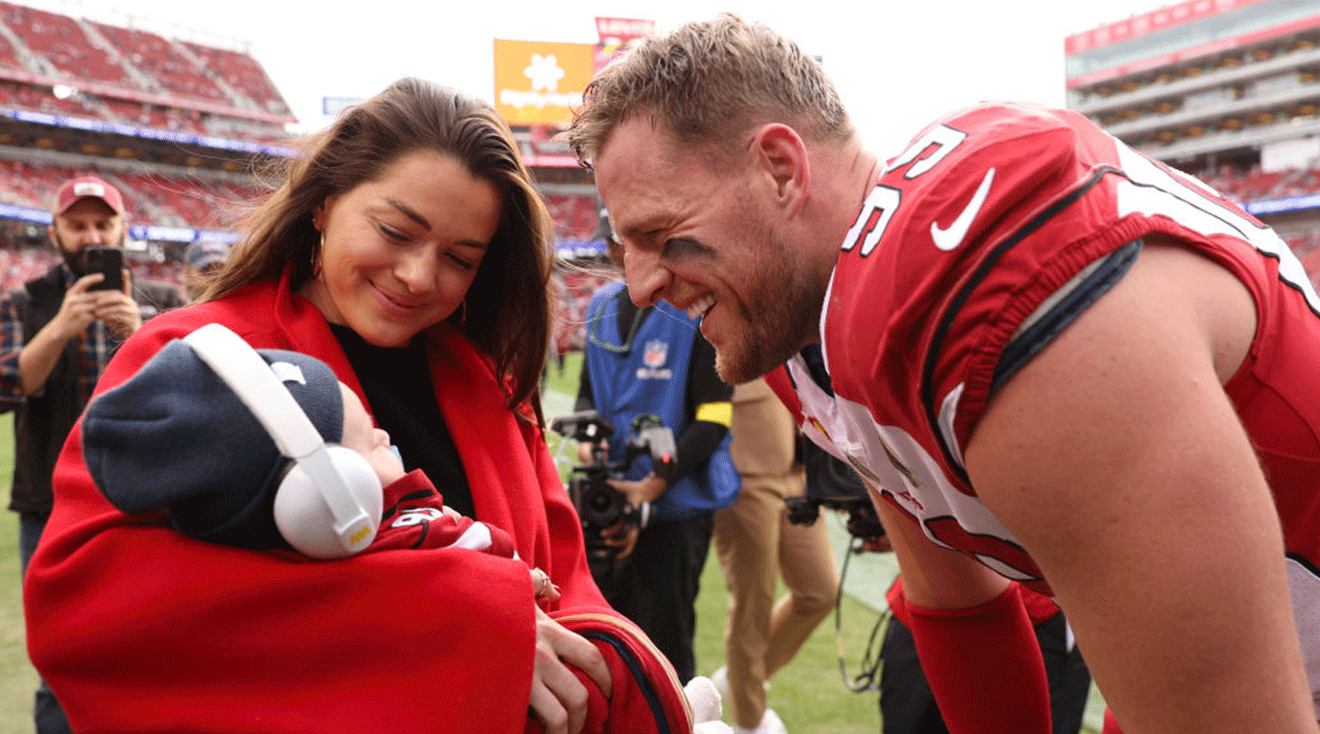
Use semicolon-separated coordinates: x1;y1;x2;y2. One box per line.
930;167;996;251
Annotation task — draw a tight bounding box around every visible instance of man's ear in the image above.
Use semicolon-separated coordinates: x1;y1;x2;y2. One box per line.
750;123;810;214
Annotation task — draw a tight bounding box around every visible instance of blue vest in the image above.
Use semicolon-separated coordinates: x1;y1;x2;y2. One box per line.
584;281;739;521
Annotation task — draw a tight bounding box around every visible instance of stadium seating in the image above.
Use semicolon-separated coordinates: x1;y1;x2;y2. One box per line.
0;2;292;146
0;2;130;85
545;193;601;241
183;42;292;117
0;246;58;291
1287;233;1320;289
0;158;64;208
92;23;228;104
556;268;613;356
0;25;21;70
0;78;100;117
114;171;256;230
100;97;207;133
1199;164;1320;203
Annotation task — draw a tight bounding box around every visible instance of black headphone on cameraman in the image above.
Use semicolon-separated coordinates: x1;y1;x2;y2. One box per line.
183;323;383;559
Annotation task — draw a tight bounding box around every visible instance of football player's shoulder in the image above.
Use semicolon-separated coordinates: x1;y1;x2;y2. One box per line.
892;101;1092;197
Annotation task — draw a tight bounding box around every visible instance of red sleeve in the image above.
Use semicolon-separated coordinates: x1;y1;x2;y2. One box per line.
888;575;1060;628
24;306;540;734
903;584;1052;734
370;469;516;557
527;613;695;734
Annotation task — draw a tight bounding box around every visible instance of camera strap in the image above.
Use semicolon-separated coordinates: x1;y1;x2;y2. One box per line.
835;535;894;693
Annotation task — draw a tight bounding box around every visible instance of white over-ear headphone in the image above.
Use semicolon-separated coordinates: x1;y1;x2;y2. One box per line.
183;323;382;559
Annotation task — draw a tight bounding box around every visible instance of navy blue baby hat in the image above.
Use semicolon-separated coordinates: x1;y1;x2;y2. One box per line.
81;337;345;551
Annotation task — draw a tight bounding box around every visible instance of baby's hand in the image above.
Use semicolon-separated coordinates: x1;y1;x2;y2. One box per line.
530;567;560;601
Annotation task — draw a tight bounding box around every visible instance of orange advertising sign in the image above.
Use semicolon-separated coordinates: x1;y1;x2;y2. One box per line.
494;39;596;126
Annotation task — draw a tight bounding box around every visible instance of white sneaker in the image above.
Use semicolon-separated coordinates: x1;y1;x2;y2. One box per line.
711;665;731;703
685;676;729;733
711;664;771;699
732;709;787;734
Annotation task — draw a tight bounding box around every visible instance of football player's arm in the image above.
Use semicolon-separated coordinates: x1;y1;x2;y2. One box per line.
874;496;1052;734
966;242;1318;733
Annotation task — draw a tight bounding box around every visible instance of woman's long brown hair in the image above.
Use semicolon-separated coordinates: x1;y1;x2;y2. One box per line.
204;78;554;416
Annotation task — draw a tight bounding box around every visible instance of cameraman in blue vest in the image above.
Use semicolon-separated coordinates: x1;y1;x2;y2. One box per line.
574;210;739;683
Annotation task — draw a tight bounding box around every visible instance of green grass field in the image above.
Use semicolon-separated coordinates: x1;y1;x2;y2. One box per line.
0;412;39;734
0;355;1102;732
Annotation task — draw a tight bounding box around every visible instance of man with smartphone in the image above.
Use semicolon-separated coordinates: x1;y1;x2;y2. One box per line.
0;175;182;734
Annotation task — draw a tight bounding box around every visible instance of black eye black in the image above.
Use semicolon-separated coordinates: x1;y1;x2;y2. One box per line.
663;238;715;259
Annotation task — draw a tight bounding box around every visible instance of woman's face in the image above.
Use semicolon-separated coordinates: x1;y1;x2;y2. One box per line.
302;148;501;347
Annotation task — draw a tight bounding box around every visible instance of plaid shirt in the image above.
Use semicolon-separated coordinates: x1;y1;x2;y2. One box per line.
0;267;112;409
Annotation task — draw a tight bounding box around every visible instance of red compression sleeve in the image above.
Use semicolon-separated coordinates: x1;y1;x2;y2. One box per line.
904;583;1052;734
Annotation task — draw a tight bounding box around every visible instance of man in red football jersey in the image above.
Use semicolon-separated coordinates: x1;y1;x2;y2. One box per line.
568;13;1320;734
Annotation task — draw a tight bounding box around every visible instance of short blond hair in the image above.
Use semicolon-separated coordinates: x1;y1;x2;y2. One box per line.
568;13;852;168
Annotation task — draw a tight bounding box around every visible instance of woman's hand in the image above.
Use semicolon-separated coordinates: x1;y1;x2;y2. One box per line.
529;567;561;601
528;606;612;734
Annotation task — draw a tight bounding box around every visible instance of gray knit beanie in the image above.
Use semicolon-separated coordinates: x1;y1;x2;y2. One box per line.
82;338;345;550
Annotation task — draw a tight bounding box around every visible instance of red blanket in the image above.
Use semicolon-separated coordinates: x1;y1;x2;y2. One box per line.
25;270;692;734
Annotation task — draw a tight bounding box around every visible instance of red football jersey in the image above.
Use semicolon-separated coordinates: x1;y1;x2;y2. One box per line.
368;469;517;557
784;101;1320;704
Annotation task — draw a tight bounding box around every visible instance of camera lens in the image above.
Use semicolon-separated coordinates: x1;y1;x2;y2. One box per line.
588;492;614;513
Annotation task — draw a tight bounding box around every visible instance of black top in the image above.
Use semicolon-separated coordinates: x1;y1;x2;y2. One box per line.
575;289;731;478
330;324;475;518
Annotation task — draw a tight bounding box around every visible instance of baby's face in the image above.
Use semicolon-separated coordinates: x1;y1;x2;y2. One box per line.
338;382;406;487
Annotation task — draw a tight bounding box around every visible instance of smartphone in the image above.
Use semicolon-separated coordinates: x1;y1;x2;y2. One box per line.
85;247;124;291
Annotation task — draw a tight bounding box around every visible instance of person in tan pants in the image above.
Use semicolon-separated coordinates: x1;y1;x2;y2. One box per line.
713;377;840;734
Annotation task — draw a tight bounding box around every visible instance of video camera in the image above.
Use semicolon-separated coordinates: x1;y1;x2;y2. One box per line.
550;410;678;559
786;440;886;545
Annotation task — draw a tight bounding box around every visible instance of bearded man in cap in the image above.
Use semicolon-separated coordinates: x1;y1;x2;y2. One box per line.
0;174;182;734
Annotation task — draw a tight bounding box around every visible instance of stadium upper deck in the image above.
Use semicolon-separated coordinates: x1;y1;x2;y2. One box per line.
0;2;603;262
1066;0;1320;171
1067;0;1320;288
0;2;293;127
0;2;293;249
